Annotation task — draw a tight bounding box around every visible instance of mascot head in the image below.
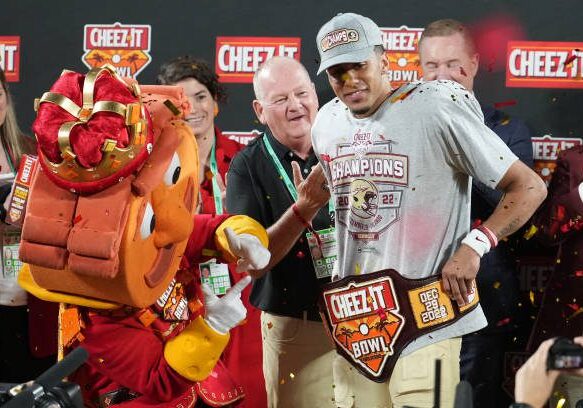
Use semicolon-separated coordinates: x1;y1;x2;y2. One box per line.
19;65;199;308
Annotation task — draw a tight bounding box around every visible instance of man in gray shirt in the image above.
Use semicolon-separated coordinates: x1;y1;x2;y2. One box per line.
312;12;546;407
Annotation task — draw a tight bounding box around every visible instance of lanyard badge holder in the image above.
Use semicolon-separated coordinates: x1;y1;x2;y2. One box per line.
199;259;231;296
263;136;337;278
204;142;231;294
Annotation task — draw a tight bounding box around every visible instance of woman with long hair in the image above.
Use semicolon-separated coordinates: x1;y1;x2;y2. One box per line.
0;67;56;383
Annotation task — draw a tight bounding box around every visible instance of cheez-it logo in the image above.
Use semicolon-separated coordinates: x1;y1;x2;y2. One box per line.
323;277;404;377
0;36;20;82
215;36;301;83
380;26;424;87
531;135;583;161
82;22;152;78
507;41;583;89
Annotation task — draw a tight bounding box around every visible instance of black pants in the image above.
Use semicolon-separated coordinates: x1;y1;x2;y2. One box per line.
460;331;515;408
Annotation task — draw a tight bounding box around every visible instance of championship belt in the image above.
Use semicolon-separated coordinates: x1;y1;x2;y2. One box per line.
319;269;479;382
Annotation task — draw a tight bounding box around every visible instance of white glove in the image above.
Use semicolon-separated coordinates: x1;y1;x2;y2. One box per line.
224;227;270;272
202;275;251;334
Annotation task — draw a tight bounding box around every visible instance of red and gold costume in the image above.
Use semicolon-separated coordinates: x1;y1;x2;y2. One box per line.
17;65;267;407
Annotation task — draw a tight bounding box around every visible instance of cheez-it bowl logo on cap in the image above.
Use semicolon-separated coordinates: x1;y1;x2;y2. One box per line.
321;29;359;52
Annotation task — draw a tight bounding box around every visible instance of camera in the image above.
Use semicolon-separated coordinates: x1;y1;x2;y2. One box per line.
547;337;583;370
0;348;87;408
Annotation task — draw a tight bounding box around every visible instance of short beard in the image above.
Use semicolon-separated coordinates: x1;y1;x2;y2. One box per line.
350;105;372;116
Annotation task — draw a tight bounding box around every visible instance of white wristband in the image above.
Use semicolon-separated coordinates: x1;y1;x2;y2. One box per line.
461;228;492;257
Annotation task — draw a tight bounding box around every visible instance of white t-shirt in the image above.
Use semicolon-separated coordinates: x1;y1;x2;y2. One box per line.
312;80;518;355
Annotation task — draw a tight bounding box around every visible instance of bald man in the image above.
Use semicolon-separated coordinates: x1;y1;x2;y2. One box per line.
226;57;336;407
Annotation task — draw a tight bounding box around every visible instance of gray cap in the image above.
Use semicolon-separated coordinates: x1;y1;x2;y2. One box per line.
316;12;383;75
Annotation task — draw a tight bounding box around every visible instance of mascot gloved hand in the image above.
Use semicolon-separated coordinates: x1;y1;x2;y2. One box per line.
203;276;252;334
17;65;269;407
224;227;270;271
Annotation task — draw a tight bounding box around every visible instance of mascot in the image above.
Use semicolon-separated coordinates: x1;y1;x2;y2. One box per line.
17;65;269;407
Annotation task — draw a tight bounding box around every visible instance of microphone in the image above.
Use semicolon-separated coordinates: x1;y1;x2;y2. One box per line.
36;348;88;390
453;380;473;408
2;347;88;408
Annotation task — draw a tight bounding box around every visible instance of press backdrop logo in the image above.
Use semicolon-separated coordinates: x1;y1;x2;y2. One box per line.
223;129;262;145
0;36;20;82
82;23;152;78
507;41;583;89
380;26;424;87
531;134;582;184
215;36;301;83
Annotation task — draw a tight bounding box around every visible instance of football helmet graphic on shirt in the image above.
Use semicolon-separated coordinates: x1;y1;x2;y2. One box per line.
350;179;379;219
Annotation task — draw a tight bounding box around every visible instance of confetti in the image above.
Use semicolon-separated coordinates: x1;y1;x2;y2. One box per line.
267;322;273;329
163;99;181;115
494;99;517;109
496;317;511;327
375;308;387;321
529;291;535;305
523;224;538;240
568;302;580;310
563;51;579;67
471;219;483;229
289;373;295;380
556;398;566;408
493;281;501;289
296;251;305;259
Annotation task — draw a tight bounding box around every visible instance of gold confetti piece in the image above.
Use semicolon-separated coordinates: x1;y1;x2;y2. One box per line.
529;291;535;305
493;281;501;289
289;373;295;380
163;99;181;115
280;379;285;385
556;398;566;408
523;224;538;240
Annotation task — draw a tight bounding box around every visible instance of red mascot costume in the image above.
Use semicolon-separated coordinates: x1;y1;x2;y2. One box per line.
17;65;270;407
